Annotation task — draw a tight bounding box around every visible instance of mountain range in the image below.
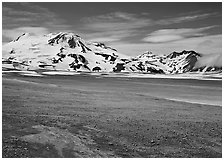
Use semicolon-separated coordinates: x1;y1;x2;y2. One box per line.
2;32;222;74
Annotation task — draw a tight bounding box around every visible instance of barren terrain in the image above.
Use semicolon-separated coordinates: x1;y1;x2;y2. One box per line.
2;72;222;158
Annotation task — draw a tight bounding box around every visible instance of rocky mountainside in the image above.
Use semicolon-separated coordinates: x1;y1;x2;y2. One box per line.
2;32;222;74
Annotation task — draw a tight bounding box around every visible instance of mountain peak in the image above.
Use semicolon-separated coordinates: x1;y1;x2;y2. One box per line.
13;33;31;42
137;51;157;59
167;50;201;59
48;32;82;44
46;32;93;52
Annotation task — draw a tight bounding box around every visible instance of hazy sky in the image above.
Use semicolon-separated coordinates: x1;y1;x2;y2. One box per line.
2;2;222;56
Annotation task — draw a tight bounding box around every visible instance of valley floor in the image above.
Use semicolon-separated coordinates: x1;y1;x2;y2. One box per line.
2;72;222;158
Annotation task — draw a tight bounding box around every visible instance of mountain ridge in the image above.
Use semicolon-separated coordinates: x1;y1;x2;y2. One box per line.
2;32;222;74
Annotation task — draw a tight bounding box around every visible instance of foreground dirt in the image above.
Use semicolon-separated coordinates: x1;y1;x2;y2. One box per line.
2;73;222;157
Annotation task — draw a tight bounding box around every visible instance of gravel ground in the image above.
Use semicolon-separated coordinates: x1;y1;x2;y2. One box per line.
2;73;222;158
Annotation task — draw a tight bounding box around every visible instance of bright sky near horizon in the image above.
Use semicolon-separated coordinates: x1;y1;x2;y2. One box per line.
2;2;222;56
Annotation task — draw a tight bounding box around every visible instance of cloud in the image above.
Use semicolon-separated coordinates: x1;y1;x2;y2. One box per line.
83;11;138;22
143;35;183;43
83;12;217;32
2;3;74;43
87;37;120;43
111;34;221;57
2;3;71;32
3;27;50;41
81;11;219;43
195;53;222;67
156;12;218;25
3;6;38;17
84;30;137;43
81;11;151;42
142;26;216;43
83;21;149;32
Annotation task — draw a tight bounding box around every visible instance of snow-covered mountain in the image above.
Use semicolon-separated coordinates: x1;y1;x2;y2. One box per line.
2;32;222;74
2;32;129;72
118;50;202;74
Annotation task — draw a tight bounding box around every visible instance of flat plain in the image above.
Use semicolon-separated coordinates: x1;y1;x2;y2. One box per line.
2;72;222;158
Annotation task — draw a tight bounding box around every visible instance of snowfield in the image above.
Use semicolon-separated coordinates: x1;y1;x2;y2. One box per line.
2;70;222;81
